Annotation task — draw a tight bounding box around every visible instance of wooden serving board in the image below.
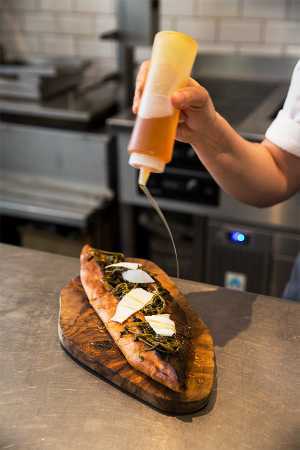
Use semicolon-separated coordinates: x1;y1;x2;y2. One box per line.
58;259;215;414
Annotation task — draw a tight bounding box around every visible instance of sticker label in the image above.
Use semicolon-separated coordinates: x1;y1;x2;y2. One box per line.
225;271;247;291
139;92;174;119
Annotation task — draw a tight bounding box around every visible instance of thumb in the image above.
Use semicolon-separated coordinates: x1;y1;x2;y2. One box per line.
171;86;209;111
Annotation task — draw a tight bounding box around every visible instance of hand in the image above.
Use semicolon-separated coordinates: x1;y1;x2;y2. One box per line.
132;60;218;147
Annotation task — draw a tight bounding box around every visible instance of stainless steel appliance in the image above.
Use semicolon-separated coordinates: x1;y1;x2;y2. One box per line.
0;60;119;252
136;208;206;280
0;56;119;252
0;59;118;130
206;220;300;296
0;122;116;254
0;0;160;255
270;231;300;297
206;221;273;294
0;57;90;101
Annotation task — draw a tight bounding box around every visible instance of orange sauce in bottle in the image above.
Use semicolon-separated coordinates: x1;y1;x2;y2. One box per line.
128;31;198;278
128;112;179;164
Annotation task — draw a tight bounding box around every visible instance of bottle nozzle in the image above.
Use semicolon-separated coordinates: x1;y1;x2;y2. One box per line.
138;168;151;186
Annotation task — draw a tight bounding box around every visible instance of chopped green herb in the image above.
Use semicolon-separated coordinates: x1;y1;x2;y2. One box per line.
141;289;166;315
91;248;124;266
124;320;183;354
90;249;183;354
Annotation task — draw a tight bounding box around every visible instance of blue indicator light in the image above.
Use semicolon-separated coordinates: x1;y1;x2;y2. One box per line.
228;231;249;244
233;231;245;242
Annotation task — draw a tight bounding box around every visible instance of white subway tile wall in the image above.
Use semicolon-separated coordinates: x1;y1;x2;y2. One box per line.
265;21;300;45
0;0;39;10
200;43;237;54
96;15;117;34
219;19;262;43
237;44;284;56
287;0;300;20
41;0;73;11
23;13;57;33
286;44;300;56
135;46;152;63
160;16;174;30
1;34;40;59
73;0;116;14
177;18;216;41
161;0;195;16
57;14;96;35
41;35;75;56
76;38;116;58
0;10;22;31
195;0;240;17
0;0;299;62
242;0;286;19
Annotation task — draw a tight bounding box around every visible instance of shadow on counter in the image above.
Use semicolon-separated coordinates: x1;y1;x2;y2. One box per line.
176;288;257;422
186;287;256;348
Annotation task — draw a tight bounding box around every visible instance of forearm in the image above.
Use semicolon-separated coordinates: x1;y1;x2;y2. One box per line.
133;65;299;206
192;114;292;207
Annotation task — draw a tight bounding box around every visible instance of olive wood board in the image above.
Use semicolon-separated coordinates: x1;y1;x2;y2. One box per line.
58;259;215;414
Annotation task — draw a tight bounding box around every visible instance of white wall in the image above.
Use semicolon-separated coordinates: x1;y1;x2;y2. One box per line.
0;0;299;65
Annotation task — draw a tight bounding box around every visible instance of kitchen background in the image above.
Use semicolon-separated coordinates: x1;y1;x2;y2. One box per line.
0;0;300;298
1;0;300;63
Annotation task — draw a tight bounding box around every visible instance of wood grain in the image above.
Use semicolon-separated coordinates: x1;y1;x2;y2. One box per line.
58;259;215;414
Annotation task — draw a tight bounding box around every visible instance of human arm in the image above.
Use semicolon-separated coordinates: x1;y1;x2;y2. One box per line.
133;61;300;207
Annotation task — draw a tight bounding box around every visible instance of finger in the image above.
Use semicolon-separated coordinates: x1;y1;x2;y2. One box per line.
178;111;186;124
171;85;209;111
175;123;191;143
136;60;150;85
186;77;201;88
132;60;150;113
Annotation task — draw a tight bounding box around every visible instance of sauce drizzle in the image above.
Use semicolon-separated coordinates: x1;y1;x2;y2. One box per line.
139;183;180;278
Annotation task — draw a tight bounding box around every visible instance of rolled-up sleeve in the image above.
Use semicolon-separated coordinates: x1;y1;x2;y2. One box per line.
265;60;300;157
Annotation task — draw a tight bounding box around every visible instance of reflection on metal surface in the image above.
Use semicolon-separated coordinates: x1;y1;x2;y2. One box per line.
0;124;113;226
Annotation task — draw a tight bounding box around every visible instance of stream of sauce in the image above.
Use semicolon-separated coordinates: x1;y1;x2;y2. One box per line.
139;183;180;278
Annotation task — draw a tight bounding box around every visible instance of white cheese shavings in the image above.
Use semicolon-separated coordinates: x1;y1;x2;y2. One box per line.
105;262;141;270
122;269;155;284
111;288;154;323
145;314;176;337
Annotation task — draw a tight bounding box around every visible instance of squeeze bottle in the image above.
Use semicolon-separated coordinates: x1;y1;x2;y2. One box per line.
128;31;198;185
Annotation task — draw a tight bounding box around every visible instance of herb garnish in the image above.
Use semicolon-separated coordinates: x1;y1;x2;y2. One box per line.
91;248;124;266
92;249;184;355
122;320;183;354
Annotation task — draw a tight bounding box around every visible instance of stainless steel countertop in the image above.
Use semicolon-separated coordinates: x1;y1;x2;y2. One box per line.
1;244;299;450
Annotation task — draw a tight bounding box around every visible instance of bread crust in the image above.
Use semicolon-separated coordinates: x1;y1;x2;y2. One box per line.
80;244;188;392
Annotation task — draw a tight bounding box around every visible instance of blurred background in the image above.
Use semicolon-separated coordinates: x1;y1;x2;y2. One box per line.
0;0;299;297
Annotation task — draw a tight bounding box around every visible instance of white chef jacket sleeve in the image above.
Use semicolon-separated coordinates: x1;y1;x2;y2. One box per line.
265;60;300;157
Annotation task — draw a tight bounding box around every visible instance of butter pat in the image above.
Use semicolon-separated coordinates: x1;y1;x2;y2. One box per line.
122;269;155;284
145;314;176;337
111;288;154;323
106;262;141;270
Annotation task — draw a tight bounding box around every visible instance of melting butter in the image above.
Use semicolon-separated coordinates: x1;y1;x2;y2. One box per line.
144;314;176;337
111;287;153;323
139;183;180;278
